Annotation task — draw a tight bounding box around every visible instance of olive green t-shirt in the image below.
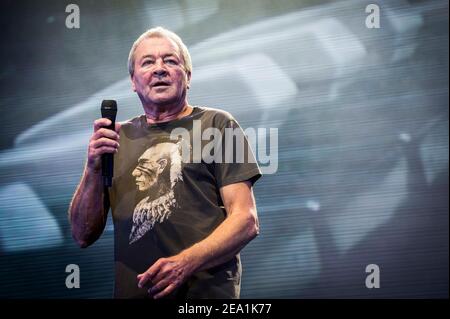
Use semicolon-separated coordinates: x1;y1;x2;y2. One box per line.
109;106;261;299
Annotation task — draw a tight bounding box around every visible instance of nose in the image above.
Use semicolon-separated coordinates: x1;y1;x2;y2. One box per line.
153;59;168;77
132;168;140;177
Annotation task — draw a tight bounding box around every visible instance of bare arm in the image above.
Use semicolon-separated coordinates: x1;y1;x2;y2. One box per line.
137;180;259;298
69;165;107;248
183;180;259;271
68;118;120;248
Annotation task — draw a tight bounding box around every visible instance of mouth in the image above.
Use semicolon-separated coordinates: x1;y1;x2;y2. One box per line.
151;81;171;88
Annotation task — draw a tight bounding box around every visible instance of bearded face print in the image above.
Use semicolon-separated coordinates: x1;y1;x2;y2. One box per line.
129;141;183;244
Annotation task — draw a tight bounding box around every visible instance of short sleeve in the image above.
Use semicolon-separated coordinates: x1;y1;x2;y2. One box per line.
214;118;262;188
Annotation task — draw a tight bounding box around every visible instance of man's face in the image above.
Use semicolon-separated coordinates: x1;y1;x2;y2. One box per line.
132;149;168;191
131;37;191;107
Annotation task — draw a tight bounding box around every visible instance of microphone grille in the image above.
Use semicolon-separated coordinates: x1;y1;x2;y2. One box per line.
101;100;117;111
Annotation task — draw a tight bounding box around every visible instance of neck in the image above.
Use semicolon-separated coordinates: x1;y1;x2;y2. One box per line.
144;101;191;124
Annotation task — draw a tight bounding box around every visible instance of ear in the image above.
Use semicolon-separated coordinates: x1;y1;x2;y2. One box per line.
157;158;168;173
130;75;137;92
186;71;191;89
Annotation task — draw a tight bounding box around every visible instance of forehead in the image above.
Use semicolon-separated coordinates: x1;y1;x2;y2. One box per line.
134;36;181;59
139;148;158;162
139;143;175;161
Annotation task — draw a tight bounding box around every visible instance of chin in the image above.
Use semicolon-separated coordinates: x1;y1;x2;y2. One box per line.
151;97;177;105
136;184;147;192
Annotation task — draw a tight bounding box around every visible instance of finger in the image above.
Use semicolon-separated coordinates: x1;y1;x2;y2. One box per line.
93;118;112;132
153;283;177;299
138;260;163;288
137;272;151;289
136;273;149;281
89;142;119;157
151;262;174;284
115;122;122;134
90;147;118;158
148;277;171;297
146;259;165;280
93;128;120;140
91;137;120;149
136;273;152;290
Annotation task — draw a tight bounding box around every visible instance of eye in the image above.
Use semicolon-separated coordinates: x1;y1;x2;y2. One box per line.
165;59;178;65
142;60;154;66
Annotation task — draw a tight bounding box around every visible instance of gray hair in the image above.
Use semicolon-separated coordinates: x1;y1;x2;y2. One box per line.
127;26;192;77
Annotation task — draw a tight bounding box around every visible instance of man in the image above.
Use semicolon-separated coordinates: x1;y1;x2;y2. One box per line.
69;26;261;299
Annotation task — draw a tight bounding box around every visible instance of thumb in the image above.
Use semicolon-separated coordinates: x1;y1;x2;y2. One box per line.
115;122;122;134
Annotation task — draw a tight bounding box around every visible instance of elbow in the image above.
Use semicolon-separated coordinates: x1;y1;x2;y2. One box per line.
70;216;103;248
250;222;259;240
246;212;260;240
71;230;95;249
72;234;91;249
76;238;90;249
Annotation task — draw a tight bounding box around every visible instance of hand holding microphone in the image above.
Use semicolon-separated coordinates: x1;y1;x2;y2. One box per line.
87;100;119;187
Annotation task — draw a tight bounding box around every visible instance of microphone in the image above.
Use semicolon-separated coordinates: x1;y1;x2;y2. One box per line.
101;100;117;187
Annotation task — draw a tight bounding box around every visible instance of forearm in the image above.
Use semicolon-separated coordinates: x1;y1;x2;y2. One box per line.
136;182;259;299
69;165;107;248
182;210;259;272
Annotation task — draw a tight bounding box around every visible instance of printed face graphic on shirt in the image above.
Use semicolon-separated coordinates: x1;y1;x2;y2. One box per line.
129;141;183;244
132;148;168;191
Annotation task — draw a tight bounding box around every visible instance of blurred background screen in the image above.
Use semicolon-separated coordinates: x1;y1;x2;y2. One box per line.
0;0;448;298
